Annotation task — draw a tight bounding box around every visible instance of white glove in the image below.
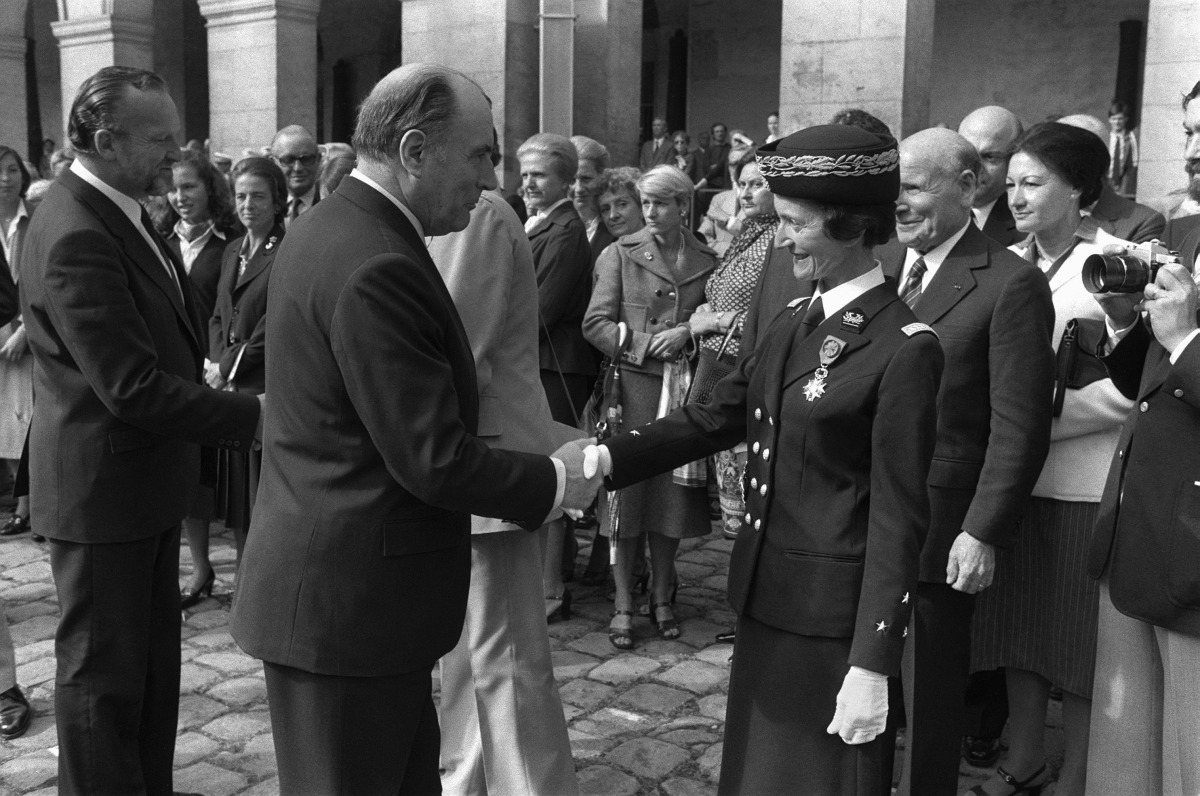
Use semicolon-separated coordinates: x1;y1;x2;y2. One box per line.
825;666;888;745
582;444;613;480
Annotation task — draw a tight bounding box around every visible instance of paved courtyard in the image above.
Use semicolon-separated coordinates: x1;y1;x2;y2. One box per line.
0;520;1063;795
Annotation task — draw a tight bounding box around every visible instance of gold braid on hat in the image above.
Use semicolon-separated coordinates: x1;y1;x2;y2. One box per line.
756;149;899;179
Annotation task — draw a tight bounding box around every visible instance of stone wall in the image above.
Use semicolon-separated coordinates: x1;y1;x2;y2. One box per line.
1137;0;1200;208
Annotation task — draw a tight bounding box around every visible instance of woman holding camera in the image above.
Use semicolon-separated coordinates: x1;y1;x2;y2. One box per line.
968;123;1135;796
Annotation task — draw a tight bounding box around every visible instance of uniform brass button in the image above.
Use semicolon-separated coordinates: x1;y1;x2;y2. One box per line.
759;484;767;497
744;512;751;523
1175;389;1184;398
762;449;770;461
668;291;676;298
752;442;760;454
1118;450;1124;458
1139;402;1148;412
650;318;658;325
768;416;773;425
750;478;758;489
754;519;761;530
755;408;762;420
655;289;663;297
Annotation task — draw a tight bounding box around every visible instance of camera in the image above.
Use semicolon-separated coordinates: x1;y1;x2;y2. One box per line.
1083;240;1181;294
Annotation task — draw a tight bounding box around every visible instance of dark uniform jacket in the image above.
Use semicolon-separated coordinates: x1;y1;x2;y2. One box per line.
230;176;556;677
1090;309;1200;635
208;224;284;394
605;279;943;675
885;224;1055;579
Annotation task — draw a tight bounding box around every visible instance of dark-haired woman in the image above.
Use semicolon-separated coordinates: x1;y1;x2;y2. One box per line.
166;151;242;605
0;146;32;537
590;126;942;793
968;123;1134;796
202;157;286;582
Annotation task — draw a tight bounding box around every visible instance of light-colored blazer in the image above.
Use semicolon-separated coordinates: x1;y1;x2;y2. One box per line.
430;191;580;534
1010;228;1135;502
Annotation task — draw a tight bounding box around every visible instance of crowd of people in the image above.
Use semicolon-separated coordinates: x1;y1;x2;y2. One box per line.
0;58;1196;796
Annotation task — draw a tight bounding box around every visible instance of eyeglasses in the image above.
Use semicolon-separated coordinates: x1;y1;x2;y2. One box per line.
276;154;318;168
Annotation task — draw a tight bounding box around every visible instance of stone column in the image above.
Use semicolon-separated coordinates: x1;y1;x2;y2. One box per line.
52;9;155;136
0;34;27;152
403;0;540;190
197;0;320;158
539;0;574;136
1135;0;1200;207
778;0;934;138
574;0;641;167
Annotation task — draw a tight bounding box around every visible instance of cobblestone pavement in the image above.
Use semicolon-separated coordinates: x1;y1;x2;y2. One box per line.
0;520;1064;795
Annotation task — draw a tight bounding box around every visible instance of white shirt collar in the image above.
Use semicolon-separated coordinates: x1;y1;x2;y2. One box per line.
812;264;887;319
973;197;998;230
538;197;572;219
901;220;972;288
1;200;28;262
71;159;145;227
348;168;425;240
290;185;317;210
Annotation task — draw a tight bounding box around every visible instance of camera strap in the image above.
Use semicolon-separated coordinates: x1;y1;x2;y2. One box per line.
1022;235;1081;285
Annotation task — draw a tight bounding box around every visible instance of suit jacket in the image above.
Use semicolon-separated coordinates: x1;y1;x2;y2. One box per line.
583;227;717;371
639;138;676;171
668;151;702;184
589;220;615;267
230;176;558;677
1088;185;1166;244
1090;318;1200;634
885;224;1055;580
529;201;597;376
701;142;732;189
1163;214;1200;270
19;168;259;543
428;192;580;535
166;228;228;334
208;225;284;394
605;282;943;675
980;194;1023;247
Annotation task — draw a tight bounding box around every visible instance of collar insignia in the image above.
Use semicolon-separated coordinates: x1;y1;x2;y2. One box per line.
840;308;866;332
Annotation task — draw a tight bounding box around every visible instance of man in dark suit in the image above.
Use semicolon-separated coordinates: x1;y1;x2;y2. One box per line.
958;105;1024;247
638;117;674;172
1164;212;1200;267
230;63;598;794
270;124;320;226
883;128;1055;796
1087;251;1200;791
20;66;261;794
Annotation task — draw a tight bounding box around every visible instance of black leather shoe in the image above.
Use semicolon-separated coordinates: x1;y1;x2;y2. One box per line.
0;685;31;739
0;515;29;536
963;735;1003;768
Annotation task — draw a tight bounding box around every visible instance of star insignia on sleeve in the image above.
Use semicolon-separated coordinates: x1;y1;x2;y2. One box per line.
876;620;888;633
903;627;908;638
901;592;909;604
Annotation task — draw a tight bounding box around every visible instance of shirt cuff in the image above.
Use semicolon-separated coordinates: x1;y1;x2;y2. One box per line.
551;457;566;508
1105;316;1139;353
598;444;613;477
1169;329;1200;365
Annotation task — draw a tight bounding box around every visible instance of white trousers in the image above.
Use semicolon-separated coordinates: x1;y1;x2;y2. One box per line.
1087;579;1200;796
438;530;577;796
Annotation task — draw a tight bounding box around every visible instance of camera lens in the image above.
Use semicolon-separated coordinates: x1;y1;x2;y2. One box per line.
1083;253;1156;294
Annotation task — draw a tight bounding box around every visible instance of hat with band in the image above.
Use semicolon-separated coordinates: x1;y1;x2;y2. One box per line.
755;124;899;205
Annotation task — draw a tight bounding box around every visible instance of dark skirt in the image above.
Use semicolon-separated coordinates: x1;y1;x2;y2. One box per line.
215;447;262;559
971;497;1100;697
603;368;709;540
719;613;887;795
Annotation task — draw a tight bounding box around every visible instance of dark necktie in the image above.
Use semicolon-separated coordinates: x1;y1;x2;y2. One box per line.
288;197;301;223
900;256;927;309
800;296;824;331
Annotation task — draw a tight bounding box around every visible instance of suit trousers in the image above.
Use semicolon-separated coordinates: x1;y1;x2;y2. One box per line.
1087;579;1200;795
0;594;15;693
263;661;442;795
896;582;976;796
438;530;577;795
49;527;182;795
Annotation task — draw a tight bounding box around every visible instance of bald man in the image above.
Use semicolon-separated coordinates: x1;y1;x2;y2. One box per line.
1057;114;1166;244
270;124;321;226
958;106;1024;247
881;128;1055;796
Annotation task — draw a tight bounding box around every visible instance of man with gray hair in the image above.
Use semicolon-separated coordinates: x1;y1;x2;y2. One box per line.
230;63;599;793
958;105;1024;247
270;124;321;226
1058;113;1166;244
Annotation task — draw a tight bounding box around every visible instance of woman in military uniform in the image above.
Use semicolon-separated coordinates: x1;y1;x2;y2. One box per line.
585;125;944;795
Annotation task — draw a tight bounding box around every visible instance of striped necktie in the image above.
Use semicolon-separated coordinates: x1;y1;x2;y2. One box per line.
900;256;927;309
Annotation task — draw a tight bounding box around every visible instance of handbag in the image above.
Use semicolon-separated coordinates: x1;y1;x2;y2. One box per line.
686;310;745;405
1053;317;1109;417
580;323;630;441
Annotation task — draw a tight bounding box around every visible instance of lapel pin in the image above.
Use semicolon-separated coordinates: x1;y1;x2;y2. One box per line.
643;251;654;261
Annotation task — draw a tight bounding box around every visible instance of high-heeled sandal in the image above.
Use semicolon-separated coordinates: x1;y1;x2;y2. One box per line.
180;567;215;610
652;602;680;640
608;610;635;650
545;587;572;622
965;763;1048;796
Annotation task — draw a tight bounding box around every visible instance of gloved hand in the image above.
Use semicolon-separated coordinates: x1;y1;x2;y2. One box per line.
825;666;888;745
582;444;613;480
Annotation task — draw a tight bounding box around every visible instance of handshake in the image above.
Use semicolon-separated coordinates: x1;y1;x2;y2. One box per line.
550;438;615;514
